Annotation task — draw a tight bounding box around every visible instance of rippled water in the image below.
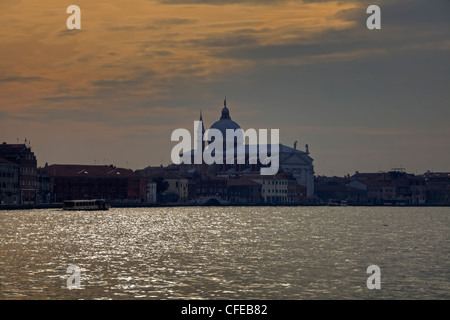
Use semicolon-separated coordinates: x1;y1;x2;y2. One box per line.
0;206;448;299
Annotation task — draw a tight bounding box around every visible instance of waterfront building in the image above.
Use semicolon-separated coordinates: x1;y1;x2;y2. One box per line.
250;172;307;204
146;182;157;204
278;144;314;198
0;142;38;204
189;176;228;204
226;172;308;205
314;175;368;205
423;171;450;205
351;170;426;205
139;170;189;203
315;170;427;205
0;157;19;205
165;173;188;203
252;174;290;204
227;177;262;204
37;169;51;204
42;164;147;203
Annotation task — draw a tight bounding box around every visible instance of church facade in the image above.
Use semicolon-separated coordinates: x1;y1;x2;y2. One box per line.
180;99;315;199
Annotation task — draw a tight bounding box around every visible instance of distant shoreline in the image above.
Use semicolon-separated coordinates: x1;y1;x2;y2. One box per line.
1;203;449;210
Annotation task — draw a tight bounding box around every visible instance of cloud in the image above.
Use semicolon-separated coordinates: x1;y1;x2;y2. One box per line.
108;25;139;32
187;33;259;48
0;76;48;82
155;0;289;5
196;0;450;68
210;29;422;62
41;95;93;102
155;18;197;25
1;0;449;172
57;29;84;37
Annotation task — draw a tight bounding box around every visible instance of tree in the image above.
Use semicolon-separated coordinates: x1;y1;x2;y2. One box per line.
152;177;169;202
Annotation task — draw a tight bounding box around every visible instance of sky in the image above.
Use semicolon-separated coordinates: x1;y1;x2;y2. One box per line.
1;0;449;176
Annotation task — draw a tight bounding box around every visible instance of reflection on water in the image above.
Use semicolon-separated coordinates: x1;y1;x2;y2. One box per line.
0;206;448;299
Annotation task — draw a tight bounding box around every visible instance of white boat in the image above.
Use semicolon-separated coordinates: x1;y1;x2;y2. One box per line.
327;199;341;206
63;199;110;211
328;199;348;206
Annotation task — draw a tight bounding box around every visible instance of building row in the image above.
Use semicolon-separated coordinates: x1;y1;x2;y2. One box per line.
0;142;308;206
135;166;308;205
1;141;449;206
315;169;450;205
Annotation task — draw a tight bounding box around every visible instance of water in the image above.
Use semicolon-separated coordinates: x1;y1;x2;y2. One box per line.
0;206;448;299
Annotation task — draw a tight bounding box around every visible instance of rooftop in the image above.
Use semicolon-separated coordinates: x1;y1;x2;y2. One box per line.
42;164;139;178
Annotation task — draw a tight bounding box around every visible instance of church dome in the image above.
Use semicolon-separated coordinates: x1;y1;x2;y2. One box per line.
209;99;241;140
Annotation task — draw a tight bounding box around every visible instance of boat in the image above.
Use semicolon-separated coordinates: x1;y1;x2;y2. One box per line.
63;199;110;211
328;199;348;206
327;199;341;206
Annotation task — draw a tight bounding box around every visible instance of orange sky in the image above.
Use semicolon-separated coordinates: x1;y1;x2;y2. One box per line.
1;0;357;109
